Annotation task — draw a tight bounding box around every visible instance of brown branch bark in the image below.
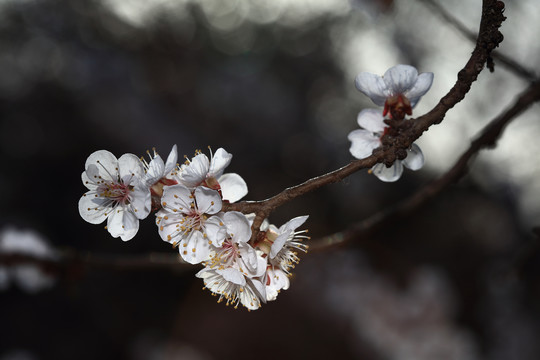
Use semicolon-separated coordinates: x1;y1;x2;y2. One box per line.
310;80;540;251
418;0;537;81
225;0;507;240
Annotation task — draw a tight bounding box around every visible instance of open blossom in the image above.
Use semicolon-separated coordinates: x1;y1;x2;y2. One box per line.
141;145;179;209
79;150;151;241
348;109;424;182
197;211;267;310
156;184;225;264
178;148;248;203
355;64;433;119
250;215;309;301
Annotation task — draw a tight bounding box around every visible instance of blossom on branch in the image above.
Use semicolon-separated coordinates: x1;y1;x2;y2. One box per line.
156;184;225;264
253;215;310;301
197;211;267;310
348;109;424;182
178;148;248;203
78;150;151;241
355;64;433;119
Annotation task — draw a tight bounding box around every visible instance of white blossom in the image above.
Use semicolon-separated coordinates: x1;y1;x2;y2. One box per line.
197;211;267;310
355;64;433;118
178;148;248;203
156;184;225;264
348;109;424;182
79;150;151;241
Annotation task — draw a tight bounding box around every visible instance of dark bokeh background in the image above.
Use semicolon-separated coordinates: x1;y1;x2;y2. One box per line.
1;0;539;359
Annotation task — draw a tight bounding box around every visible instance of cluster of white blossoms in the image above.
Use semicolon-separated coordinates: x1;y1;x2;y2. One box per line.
79;146;309;310
348;64;434;182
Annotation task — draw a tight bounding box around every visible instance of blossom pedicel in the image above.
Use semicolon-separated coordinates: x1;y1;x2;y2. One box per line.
78;146;310;310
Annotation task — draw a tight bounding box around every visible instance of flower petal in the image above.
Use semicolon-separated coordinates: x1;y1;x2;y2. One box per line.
279;215;309;234
265;268;290;301
237;242;260;275
249;277;267;304
194;186;222;214
204;215;227;247
156;209;183;244
118;153;145;182
164;144;178;175
403;143;424;171
371;161;404;182
223;211;252;243
78;192;109;224
145;154;165;186
218;267;246;286
179;231;211;264
129;181;151;219
161;184;192;212
383;64;418;95
239;278;264;310
348;129;381;159
107;207;139;241
218;173;248;203
357;108;386;133
270;230;292;259
179;154;209;187
405;72;434;108
85;150;118;182
209;148;232;178
355;72;389;106
81;166;99;190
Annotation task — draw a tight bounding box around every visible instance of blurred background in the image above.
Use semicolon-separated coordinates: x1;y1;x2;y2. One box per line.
1;0;539;359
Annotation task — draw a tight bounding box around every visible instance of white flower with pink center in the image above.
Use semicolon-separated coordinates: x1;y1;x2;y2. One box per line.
178;148;248;203
348;109;424;182
156;184;225;264
355;64;433;119
197;211;267;310
78;150;151;241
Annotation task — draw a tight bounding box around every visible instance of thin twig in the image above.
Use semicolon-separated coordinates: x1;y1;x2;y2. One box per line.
417;0;537;81
310;80;540;250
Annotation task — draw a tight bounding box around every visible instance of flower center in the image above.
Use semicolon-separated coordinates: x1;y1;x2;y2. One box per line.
186;210;206;231
98;181;132;204
383;94;412;120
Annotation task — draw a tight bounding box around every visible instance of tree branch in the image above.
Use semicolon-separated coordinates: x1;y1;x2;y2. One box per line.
417;0;537;81
225;0;506;240
3;79;537;272
310;80;540;250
